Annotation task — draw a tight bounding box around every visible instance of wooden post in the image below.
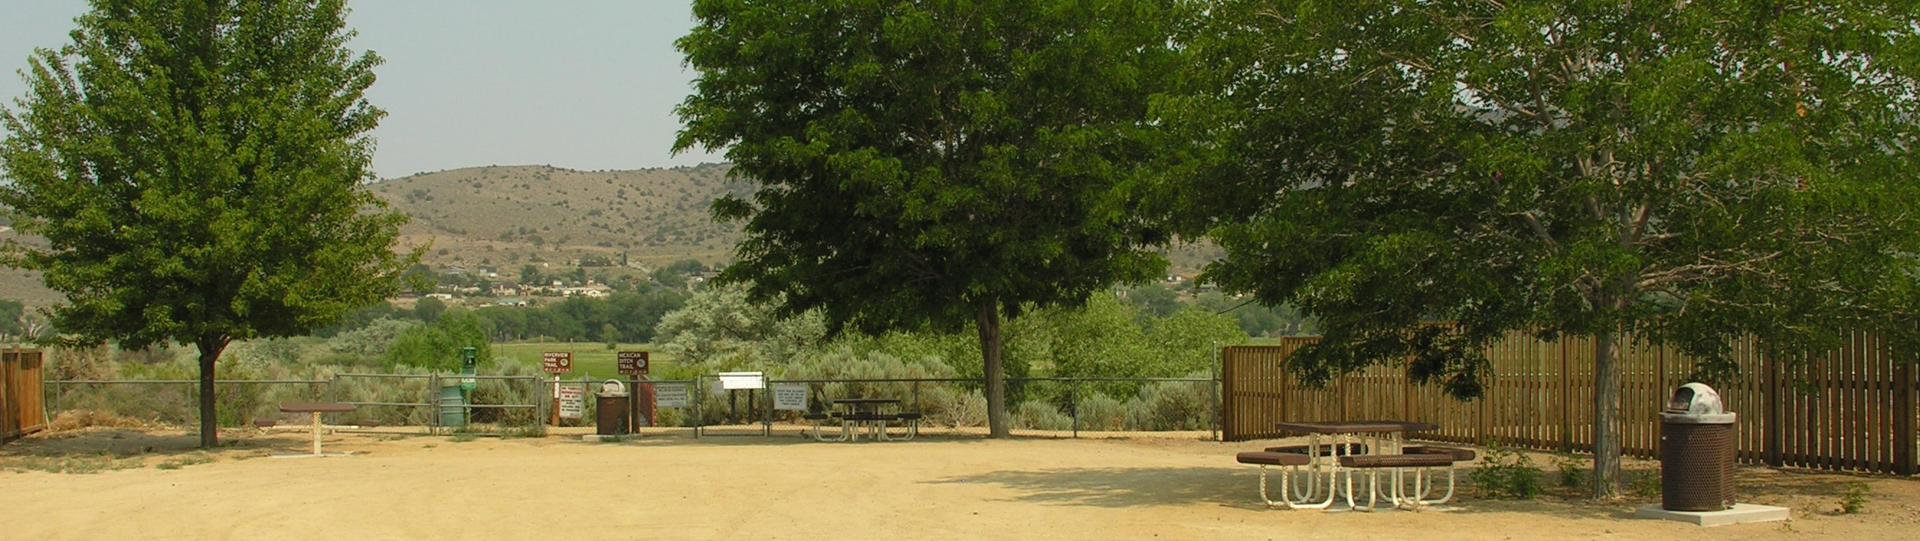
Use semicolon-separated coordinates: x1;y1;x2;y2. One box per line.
1765;352;1784;468
1896;359;1916;476
1561;338;1572;453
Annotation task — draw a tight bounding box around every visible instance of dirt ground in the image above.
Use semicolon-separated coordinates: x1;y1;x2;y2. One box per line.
1;426;1916;541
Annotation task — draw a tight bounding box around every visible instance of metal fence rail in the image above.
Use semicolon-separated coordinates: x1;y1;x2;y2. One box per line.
40;373;1225;441
1221;331;1920;476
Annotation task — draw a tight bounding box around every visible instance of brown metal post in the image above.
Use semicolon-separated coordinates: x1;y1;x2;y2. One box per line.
1895;359;1916;476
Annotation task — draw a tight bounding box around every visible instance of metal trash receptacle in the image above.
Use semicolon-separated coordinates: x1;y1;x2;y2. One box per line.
1660;382;1737;511
438;381;468;428
596;380;630;436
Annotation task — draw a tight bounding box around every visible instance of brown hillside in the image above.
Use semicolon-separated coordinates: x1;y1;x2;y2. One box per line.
368;163;749;272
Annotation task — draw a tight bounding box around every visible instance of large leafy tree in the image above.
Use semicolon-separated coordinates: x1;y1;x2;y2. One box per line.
1167;1;1920;497
0;0;412;447
676;0;1180;436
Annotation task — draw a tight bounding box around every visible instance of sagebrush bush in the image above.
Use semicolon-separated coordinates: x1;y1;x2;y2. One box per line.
1015;399;1071;430
1073;393;1127;431
1122;373;1214;431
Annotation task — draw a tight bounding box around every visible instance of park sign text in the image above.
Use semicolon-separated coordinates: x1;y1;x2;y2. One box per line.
542;352;572;374
617;351;649;376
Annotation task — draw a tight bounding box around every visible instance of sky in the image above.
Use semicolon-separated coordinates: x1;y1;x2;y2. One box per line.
0;0;726;180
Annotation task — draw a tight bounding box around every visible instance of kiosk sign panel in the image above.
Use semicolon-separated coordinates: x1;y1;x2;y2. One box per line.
617;351;650;376
557;385;585;419
773;384;808;412
654;383;689;408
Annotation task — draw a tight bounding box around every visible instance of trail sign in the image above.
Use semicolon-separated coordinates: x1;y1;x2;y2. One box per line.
541;352;572;373
617;351;650;376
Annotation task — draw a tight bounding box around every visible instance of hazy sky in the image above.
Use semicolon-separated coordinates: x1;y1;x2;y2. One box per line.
0;1;726;180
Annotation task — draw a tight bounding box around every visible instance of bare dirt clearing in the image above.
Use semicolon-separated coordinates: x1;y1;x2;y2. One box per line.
2;428;1914;540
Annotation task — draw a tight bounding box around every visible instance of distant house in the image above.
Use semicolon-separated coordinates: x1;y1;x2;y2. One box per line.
560;285;613;299
425;293;454;300
494;298;531;307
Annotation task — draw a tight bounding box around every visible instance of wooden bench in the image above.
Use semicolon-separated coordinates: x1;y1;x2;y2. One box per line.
802;411;844;441
1338;452;1467;511
1264;443;1368;456
1235;452;1321;509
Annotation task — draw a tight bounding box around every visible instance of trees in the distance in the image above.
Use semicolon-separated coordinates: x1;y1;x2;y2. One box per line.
1164;1;1920;497
0;0;412;447
676;0;1184;437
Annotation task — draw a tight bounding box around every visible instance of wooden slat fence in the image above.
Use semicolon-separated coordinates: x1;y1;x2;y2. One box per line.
3;349;48;441
1222;331;1920;475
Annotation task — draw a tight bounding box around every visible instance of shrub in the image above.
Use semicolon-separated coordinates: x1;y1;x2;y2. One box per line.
1072;393;1127;431
1838;482;1870;514
1122;373;1214;431
1014;399;1071;430
1470;443;1543;499
1552;453;1587;490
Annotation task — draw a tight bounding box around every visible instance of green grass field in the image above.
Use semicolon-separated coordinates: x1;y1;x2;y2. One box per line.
491;342;678;379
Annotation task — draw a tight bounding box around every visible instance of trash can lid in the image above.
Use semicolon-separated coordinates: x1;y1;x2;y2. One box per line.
1661;411;1737;424
599;379;629;397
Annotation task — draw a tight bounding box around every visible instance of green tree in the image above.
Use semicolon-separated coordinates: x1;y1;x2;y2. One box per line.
676;0;1182;437
0;0;411;447
1122;283;1183;319
653;283;826;371
384;309;491;371
1167;1;1920;497
413;296;447;323
0;299;24;339
519;264;543;287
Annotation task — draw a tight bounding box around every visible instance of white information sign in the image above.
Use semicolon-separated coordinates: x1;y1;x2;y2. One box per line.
773;384;808;412
557;385;585;419
718;371;765;390
654;382;689;408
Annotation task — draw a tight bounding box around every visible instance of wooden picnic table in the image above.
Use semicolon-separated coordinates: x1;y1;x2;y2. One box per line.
278;402;356;457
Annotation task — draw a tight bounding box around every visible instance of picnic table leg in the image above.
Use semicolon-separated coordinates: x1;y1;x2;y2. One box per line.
311;411;323;456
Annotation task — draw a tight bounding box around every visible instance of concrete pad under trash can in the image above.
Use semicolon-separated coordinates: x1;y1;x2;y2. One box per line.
1633;503;1790;526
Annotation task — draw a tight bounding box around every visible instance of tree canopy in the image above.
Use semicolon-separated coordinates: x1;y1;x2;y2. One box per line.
0;0;411;447
675;0;1183;436
1164;0;1920;497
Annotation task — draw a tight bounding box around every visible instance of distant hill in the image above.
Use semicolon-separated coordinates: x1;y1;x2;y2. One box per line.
368;163;750;273
1;162;1225;308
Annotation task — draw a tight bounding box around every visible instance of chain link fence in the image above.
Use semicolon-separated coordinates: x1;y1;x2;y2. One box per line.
43;374;1222;440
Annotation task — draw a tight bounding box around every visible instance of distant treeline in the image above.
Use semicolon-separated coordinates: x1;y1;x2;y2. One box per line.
316;289;689;344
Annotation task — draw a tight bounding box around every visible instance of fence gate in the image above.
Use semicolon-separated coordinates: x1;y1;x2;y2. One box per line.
3;349;47;441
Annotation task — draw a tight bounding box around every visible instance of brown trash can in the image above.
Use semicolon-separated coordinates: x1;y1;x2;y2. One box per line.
596;380;631;436
1660;383;1738;511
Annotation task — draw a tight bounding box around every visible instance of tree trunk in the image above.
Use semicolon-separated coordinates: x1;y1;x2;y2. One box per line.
1591;328;1623;499
976;305;1010;438
196;337;229;449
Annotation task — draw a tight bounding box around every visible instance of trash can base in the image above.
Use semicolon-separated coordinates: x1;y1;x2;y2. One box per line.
1634;504;1790;527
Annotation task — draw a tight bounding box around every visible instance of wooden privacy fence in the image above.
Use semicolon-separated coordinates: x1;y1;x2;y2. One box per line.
1222;332;1920;475
3;348;48;441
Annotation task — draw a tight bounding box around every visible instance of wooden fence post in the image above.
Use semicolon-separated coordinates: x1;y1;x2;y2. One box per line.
1896;359;1916;476
1765;352;1784;468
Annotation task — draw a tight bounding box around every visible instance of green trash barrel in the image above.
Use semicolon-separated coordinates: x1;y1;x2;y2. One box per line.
439;383;468;428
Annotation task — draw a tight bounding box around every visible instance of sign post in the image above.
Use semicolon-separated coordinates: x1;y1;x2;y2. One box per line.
617;351;652;428
541;352;572;425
